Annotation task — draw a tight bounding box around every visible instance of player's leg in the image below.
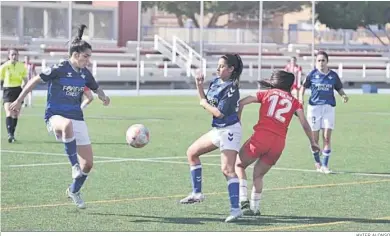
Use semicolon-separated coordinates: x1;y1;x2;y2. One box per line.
3;102;14;142
9;87;24;140
249;137;284;216
179;131;218;204
250;158;273;215
307;105;322;170
320;105;335;174
218;123;243;222
236;139;257;215
66;120;93;209
81;89;94;110
27;91;33;107
47;115;82;179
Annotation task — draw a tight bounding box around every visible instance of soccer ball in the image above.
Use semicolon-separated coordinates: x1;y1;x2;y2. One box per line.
126;124;150;148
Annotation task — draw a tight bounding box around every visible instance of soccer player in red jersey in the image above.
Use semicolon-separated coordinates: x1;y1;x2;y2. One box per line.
284;56;303;98
235;70;320;216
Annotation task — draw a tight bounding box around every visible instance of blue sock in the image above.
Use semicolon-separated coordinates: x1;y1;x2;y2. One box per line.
227;177;240;209
322;150;331;167
190;165;202;193
70;173;88;193
64;137;78;166
312;151;321;164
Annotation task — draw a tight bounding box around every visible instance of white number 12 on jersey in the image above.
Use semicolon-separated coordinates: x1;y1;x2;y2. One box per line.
267;95;293;123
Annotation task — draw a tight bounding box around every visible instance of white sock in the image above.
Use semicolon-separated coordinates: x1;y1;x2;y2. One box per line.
250;188;262;212
239;179;248;202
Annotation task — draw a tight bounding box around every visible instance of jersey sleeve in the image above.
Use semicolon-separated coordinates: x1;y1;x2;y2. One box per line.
302;71;313;88
256;90;267;103
334;73;343;91
39;65;60;82
85;69;99;91
0;64;5;81
217;84;239;115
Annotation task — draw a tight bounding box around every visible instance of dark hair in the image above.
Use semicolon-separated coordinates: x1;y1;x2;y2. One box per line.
221;54;243;86
316;51;329;62
259;70;295;92
69;24;92;56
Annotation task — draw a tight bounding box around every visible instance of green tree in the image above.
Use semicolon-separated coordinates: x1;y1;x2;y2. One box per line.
142;1;307;28
316;1;390;45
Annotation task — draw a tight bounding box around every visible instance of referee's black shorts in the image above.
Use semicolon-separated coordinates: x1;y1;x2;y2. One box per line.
2;87;22;104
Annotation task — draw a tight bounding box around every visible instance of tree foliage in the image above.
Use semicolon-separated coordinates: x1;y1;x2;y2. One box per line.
316;1;390;45
142;1;308;28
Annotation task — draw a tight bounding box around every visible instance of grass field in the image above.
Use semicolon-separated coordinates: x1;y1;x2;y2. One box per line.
1;94;390;232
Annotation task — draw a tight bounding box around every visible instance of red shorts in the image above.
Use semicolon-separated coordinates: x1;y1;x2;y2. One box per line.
242;131;286;166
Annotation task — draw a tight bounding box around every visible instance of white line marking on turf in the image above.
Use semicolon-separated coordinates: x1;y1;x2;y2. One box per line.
1;149;219;161
2;150;389;178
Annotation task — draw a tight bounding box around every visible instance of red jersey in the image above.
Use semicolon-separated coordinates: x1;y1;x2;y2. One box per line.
24;62;36;80
253;89;303;138
284;64;302;88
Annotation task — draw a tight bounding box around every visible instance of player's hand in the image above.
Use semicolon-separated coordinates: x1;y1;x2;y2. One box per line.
99;95;110;106
310;143;321;153
9;99;22;112
195;70;205;86
341;95;349;103
199;98;208;107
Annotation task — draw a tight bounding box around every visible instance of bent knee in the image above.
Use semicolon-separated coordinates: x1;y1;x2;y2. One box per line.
221;165;236;178
82;161;93;173
186;146;199;160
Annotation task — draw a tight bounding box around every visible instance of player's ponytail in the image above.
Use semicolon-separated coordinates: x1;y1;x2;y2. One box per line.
221;54;243;87
259;70;295;92
73;24;87;43
69;24;92;57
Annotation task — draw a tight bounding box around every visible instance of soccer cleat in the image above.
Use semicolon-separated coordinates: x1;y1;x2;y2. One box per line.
72;164;83;179
240;200;251;215
321;166;332;174
243;209;261;216
66;188;86;209
179;193;205;204
7;135;15;143
315;162;322;172
225;208;242;223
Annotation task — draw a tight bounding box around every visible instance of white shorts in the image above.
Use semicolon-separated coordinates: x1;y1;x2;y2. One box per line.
307;104;335;131
207;122;242;152
46;115;91;145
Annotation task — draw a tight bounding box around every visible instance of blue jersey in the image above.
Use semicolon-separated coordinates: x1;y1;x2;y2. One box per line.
206;78;240;128
303;69;343;107
39;60;99;121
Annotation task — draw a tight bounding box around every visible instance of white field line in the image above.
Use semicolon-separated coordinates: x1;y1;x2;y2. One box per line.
2;150;389;178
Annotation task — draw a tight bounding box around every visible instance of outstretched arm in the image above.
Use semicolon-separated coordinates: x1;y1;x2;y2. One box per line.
10;75;42;111
238;94;259;120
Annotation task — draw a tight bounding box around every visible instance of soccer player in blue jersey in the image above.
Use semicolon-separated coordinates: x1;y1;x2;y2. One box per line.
299;51;348;174
179;54;244;223
10;25;110;208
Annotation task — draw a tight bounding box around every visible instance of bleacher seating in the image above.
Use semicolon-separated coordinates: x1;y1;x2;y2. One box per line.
1;37;390;87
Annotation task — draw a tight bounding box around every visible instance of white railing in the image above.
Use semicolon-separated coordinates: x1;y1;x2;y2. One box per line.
36;58;390;83
172;35;206;77
153;35;174;61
